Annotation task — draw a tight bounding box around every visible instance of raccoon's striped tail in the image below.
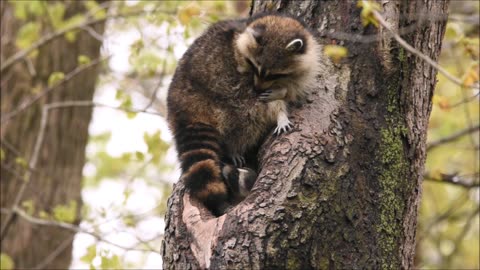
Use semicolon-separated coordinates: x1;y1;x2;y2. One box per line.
175;123;256;216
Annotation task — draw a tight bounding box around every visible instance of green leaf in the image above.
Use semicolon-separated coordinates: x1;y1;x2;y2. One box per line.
48;72;65;87
122;214;136;227
14;157;28;168
80;245;97;264
100;254;122;269
0;253;14;270
135;151;145;161
53;200;77;223
85;0;106;19
38;210;50;219
11;1;28;20
144;131;168;163
21;200;35;215
78;55;91;65
0;148;5;162
16;22;41;49
27;0;44;17
49;2;66;29
65;31;77;43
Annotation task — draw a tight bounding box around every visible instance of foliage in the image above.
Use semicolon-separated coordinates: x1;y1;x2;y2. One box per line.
419;1;480;269
3;0;477;269
0;253;14;270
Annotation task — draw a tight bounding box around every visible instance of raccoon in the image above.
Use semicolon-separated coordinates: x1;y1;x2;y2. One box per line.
167;13;320;216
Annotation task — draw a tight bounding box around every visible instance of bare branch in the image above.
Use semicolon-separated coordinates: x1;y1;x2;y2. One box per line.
0;7;176;73
80;25;105;42
370;3;479;90
0;100;163;240
142;61;167;112
424;171;480;189
427;124;480;151
34;235;74;270
1;55;111;124
450;92;480;108
0;207;158;253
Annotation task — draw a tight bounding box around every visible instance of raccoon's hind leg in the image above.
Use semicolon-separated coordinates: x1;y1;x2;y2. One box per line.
222;164;257;200
176;123;232;216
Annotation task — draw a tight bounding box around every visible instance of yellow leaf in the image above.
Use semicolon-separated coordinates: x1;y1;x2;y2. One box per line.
462;63;479;87
324;45;348;63
357;0;381;27
177;3;201;26
432;95;450;111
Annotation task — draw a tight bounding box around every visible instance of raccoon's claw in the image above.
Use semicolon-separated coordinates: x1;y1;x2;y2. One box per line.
274;119;292;135
231;155;246;167
258;88;287;102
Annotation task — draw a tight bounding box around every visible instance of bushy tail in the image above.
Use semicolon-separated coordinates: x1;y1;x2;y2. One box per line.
175;123;255;216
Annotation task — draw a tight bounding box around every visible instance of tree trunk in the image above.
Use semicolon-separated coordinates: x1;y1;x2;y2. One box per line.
0;1;106;269
162;0;449;269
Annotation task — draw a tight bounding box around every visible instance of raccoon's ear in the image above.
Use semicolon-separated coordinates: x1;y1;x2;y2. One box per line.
226;20;247;33
247;24;265;43
286;38;304;52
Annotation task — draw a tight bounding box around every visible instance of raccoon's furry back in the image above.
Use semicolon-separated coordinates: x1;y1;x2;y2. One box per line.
167;20;257;216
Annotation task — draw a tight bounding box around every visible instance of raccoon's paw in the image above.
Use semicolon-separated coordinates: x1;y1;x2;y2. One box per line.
274;117;292;135
258;88;287;102
231;154;246;168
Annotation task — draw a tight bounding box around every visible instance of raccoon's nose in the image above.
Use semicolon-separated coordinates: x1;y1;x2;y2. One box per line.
254;77;272;93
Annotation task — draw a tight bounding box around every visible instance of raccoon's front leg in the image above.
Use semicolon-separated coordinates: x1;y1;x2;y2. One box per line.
230;154;246;168
258;88;287;102
268;100;292;135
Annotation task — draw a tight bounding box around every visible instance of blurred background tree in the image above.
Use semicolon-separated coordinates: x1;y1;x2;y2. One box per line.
0;0;477;269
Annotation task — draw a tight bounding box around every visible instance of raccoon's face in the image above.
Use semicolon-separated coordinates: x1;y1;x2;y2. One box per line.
235;15;320;94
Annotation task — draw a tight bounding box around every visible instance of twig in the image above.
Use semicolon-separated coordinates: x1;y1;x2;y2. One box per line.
0;207;157;253
142;61;167;111
370;3;479;90
81;25;105;42
1;55;111;124
0;7;175;72
450;92;480;108
427;124;480;151
0;100;163;240
424;172;480;189
445;206;480;264
34;235;75;270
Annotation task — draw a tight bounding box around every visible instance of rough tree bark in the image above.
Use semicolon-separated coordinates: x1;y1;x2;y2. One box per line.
163;0;449;269
0;1;106;269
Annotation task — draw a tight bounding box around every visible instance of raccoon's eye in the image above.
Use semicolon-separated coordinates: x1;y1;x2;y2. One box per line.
264;73;289;81
245;58;259;75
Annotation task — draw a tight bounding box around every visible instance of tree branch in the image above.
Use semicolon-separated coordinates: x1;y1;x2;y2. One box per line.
0;7;175;73
424;171;480;189
0;100;163;240
427;124;480;151
1;55;111;124
370;2;479;90
0;207;158;253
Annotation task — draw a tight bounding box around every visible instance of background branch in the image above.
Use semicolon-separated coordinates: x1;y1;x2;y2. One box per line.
371;2;479;90
427;124;480;151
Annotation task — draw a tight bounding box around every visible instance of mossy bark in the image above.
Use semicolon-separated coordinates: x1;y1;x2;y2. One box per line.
162;0;449;269
0;1;106;269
